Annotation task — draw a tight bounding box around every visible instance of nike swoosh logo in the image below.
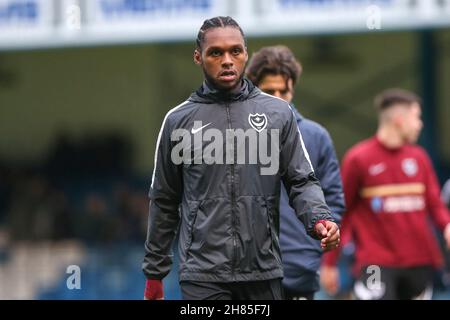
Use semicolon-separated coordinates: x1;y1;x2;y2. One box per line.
191;123;211;134
369;163;386;176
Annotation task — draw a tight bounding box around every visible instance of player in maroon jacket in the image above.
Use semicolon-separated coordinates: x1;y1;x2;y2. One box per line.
320;88;450;300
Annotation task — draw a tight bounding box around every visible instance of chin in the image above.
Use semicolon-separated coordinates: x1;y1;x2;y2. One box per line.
218;81;239;91
224;82;238;90
409;137;419;144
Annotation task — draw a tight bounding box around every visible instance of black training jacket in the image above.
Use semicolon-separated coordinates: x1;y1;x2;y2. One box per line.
143;79;333;282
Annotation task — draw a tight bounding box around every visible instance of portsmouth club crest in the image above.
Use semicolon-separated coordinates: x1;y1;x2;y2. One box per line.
402;158;418;177
248;113;268;132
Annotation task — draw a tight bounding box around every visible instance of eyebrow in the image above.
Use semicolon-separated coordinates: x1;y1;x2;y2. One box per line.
206;44;244;52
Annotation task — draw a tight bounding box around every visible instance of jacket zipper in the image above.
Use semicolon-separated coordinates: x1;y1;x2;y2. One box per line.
226;103;237;280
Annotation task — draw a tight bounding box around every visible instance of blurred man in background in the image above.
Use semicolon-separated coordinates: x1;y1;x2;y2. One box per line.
321;89;450;300
246;45;345;300
142;17;339;300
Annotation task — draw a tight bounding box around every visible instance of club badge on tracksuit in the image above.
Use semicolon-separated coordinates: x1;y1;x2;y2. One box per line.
248;113;268;132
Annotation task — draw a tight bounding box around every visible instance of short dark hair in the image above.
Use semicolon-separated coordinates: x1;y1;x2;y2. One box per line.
374;88;422;112
196;16;246;51
246;45;302;86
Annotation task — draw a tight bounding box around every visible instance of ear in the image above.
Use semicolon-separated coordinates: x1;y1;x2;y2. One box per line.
193;49;202;65
287;78;294;91
244;47;249;63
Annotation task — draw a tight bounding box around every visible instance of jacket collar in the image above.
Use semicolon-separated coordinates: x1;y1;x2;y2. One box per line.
190;78;259;104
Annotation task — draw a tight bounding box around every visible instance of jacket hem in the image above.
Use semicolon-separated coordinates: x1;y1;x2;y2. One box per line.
179;269;283;282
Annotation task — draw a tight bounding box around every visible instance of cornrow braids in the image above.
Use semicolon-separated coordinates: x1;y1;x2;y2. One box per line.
196;16;246;51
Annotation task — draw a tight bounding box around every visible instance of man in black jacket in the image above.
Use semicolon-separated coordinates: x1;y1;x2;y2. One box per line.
143;16;340;300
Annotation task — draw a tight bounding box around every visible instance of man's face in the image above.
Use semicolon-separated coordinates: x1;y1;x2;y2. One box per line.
258;74;294;103
397;102;423;144
194;27;248;92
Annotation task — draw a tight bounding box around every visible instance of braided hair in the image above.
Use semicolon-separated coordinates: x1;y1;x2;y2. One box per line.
196;16;246;51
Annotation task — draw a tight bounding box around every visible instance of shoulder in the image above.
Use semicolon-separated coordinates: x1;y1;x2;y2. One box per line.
249;93;298;131
343;138;375;164
405;144;429;156
163;99;197;125
404;144;433;165
254;92;293;115
300;117;331;140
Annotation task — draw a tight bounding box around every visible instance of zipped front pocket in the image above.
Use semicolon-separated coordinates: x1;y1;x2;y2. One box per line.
185;200;201;253
265;196;281;263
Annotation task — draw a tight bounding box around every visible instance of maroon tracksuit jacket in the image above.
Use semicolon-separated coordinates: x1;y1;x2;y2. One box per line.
323;137;450;275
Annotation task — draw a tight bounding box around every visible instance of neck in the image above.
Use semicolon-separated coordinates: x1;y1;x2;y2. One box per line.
205;78;243;95
376;125;405;149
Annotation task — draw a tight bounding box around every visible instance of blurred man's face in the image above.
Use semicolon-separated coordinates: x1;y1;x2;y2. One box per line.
258;74;293;103
397;103;423;144
194;27;248;92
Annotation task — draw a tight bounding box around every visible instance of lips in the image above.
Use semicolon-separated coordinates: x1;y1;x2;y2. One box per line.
218;70;237;82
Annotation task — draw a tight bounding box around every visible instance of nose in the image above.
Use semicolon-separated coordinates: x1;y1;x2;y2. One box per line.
272;91;283;99
222;52;233;67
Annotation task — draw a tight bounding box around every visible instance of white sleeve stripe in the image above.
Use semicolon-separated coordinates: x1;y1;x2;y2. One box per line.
151;100;190;189
259;91;289;103
287;105;314;173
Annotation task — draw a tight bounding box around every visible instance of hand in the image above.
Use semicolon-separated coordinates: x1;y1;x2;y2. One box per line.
144;279;164;300
320;265;340;296
315;220;340;251
444;223;450;249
